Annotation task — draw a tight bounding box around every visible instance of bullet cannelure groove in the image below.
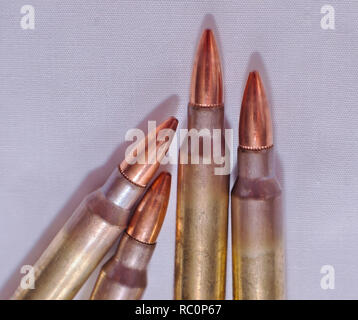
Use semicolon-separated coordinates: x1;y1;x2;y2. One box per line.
12;117;178;300
90;171;171;300
174;29;229;300
231;71;285;300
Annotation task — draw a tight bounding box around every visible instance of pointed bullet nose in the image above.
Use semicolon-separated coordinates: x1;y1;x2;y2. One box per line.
119;117;178;187
190;29;223;106
127;172;172;244
157;116;178;132
239;71;273;150
246;71;265;98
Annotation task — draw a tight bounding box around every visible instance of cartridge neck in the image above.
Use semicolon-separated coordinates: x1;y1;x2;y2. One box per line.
114;233;156;271
188;104;224;130
237;147;274;179
101;169;144;209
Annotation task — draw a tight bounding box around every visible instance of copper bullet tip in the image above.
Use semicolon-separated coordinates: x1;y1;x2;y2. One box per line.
119;117;178;187
239;71;273;150
126;172;171;244
190;29;223;106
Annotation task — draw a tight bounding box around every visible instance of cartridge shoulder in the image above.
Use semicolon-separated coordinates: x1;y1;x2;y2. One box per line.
83;190;132;227
231;176;281;200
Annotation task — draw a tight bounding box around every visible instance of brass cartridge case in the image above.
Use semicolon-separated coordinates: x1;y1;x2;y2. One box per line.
231;148;284;300
12;170;144;300
12;117;178;300
90;233;155;300
174;29;229;300
175;105;229;299
90;171;171;300
232;70;285;300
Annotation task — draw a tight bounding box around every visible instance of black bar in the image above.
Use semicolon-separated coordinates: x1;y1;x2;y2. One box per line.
1;300;357;319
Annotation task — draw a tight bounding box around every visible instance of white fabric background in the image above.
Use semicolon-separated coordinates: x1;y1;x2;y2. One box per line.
1;1;358;299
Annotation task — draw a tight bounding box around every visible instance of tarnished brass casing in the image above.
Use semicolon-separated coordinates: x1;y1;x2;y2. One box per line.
90;233;155;300
231;148;284;300
11;117;177;300
12;170;144;300
175;104;229;300
90;171;171;300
